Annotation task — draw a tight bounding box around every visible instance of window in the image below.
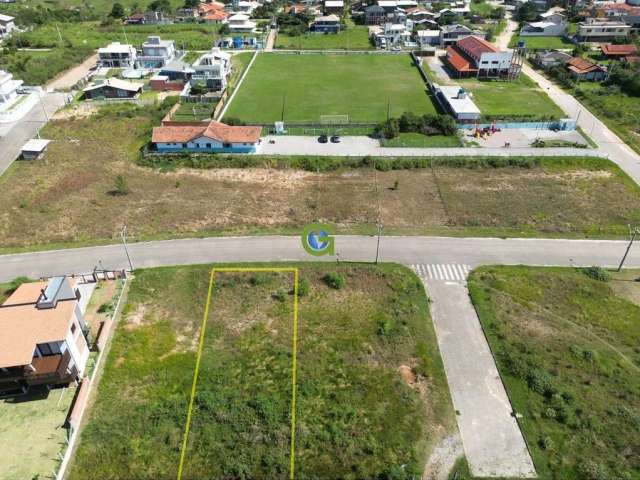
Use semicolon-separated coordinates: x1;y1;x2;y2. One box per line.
223;142;232;148
71;323;76;334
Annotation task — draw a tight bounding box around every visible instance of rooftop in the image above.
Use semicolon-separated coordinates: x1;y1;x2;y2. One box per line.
83;78;144;93
435;84;481;116
152;120;262;144
601;43;638;56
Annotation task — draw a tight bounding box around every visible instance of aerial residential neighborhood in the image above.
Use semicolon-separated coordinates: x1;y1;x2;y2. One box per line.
0;0;639;479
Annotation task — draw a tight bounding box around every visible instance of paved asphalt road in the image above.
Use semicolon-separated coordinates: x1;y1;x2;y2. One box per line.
0;91;66;176
1;235;639;282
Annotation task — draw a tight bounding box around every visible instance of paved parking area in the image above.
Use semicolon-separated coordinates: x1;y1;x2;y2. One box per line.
463;128;587;148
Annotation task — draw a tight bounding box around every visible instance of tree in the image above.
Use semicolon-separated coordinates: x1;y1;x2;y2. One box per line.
148;0;171;13
219;23;230;35
184;0;199;8
112;175;129;195
109;2;126;18
515;1;537;22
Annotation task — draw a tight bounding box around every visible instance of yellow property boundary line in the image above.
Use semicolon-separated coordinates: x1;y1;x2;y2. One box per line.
176;267;300;480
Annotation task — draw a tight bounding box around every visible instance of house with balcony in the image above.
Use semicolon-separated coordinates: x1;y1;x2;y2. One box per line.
97;42;137;68
310;14;342;33
0;277;90;395
521;12;566;36
227;13;257;32
576;19;630;42
0;13;16;38
445;35;517;78
191;48;232;92
440;24;481;46
0;69;23;111
137;36;176;69
152;120;262;153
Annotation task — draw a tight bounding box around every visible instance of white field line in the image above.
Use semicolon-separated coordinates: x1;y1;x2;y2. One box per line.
55;277;128;480
216;50;260;121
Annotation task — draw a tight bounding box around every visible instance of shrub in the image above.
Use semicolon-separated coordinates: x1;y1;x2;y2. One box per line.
526;367;555;396
112;174;129;195
323;272;345;290
538;435;555;450
297;278;309;297
582;266;610;282
272;289;286;302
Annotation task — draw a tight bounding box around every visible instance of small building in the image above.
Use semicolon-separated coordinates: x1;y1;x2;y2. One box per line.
137;36;176;69
0;69;23;110
433;84;481;121
416;29;441;48
0;13;15;38
364;4;385;24
310;14;342;33
600;43;638;59
0;277;91;395
82;78;143;100
21;139;51;159
566;57;607;81
577;20;630;42
149;74;185;91
97;42;137;69
440;24;477;46
202;10;229;23
191;48;232;92
521;19;566;36
227;13;256;32
534;50;572;69
152;120;262;153
324;0;345;15
160;59;195;81
445;35;516;78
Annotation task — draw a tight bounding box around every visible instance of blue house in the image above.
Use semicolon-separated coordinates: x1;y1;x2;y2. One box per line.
152;120;262;153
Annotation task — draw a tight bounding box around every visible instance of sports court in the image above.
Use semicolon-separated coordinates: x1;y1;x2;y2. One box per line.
223;53;439;124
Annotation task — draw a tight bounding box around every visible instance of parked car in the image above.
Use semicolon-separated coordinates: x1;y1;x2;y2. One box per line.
330;135;341;143
318;134;328;143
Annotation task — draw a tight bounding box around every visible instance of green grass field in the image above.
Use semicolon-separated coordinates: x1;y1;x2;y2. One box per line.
469;266;640;480
275;27;373;50
224;53;438;123
458;75;565;120
509;35;574;50
67;263;455;479
381;133;462;147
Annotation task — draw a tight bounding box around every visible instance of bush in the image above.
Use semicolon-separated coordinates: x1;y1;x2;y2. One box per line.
272;289;286;302
323;272;345;290
582;266;610;282
297;278;309;297
112;175;130;195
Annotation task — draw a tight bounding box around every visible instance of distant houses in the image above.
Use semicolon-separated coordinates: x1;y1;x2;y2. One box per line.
152;120;262;153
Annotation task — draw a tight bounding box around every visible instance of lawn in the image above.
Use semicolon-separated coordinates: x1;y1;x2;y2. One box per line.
0;105;639;251
509;35;574;50
67;263;455;479
0;386;75;480
572;83;640;155
458;75;565;120
0;47;93;86
172;102;214;122
275;26;373;50
224;53;438;123
381;133;462;147
468;266;640;479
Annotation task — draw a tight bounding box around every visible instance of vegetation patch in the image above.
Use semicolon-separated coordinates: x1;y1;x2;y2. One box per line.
275;27;373;50
68;263;454;479
468;266;640;480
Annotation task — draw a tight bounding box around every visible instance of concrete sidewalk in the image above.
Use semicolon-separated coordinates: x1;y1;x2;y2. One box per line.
424;277;536;478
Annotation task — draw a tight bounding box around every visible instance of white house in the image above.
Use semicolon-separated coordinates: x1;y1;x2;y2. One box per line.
521;11;566;36
0;69;23;110
97;42;138;68
433;84;481;121
137;36;176;68
0;277;91;395
0;13;15;38
152;120;262;154
191;47;232;91
227;13;256;32
577;19;630;42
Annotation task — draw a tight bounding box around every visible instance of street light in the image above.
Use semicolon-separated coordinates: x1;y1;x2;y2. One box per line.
120;225;134;272
617;226;639;272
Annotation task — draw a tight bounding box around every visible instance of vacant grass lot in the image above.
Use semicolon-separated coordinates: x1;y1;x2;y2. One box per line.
458;75;564;120
0;47;94;85
509;35;573;50
0;107;639;251
224;53;438;123
7;21;223;50
468;266;640;479
381;133;462;147
68;263;454;479
275;27;373;50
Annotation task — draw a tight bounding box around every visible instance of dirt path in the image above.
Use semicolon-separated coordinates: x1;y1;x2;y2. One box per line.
423;434;464;480
46;53;97;92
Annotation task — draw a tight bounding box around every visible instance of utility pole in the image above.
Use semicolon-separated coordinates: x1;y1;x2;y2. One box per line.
120;225;134;272
55;24;63;44
617;226;639;272
375;223;383;264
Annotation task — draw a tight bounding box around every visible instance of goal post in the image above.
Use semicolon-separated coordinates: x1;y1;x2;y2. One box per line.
319;114;350;125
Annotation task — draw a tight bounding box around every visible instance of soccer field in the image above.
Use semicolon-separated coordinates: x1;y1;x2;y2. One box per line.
223;53;439;123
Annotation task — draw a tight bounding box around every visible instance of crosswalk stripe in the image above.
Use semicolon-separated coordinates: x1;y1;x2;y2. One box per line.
412;263;472;282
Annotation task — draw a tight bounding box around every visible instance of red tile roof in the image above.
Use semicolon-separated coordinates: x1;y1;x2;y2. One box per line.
285;4;307;14
456;35;498;61
601;43;638;57
199;2;225;14
445;46;477;73
202;10;228;20
567;57;604;74
152;121;262;144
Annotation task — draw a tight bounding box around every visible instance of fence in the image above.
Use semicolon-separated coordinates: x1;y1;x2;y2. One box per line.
458;119;577;131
